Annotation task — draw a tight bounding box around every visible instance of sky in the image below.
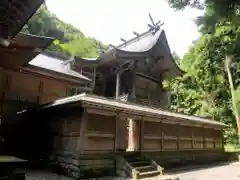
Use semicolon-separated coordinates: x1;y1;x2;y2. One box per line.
46;0;203;57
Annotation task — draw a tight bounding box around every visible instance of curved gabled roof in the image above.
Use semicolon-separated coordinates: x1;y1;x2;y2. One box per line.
117;28;163;53
73;27;184;78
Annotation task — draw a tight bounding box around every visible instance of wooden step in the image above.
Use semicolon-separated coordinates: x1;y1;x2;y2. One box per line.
135;165;157;173
138;170;161;179
130;161;150;167
125;156;145;162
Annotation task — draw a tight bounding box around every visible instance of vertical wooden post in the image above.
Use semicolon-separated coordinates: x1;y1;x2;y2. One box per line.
38;81;43;104
161;122;164;151
203;128;206;149
221;130;224;151
131;62;136;99
191;128;194;149
115;73;120;99
177;125;180;150
92;67;96;94
140;118;144;151
0;74;9;114
2;75;10;101
147;83;151;105
114;113;119;152
78;108;88;155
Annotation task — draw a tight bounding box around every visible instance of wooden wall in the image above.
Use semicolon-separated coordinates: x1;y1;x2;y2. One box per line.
85;113;116;153
142;121;223;152
134;75;170;109
0;68;80;116
50;111;119;178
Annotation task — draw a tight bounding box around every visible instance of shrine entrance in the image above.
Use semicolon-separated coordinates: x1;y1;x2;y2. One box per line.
128;118;143;151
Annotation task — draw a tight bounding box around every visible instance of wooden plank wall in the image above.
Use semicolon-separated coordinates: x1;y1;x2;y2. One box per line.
85;113;115;152
0;68;79;116
143;121;223;151
51;112;117;178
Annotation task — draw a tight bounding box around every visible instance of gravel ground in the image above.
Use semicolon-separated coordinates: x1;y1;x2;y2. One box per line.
167;162;240;180
26;162;240;180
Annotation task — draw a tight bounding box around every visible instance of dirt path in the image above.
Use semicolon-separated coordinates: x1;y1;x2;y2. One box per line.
167;163;240;180
26;163;240;180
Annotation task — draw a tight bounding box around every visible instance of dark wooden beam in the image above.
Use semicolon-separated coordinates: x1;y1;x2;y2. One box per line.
136;72;161;84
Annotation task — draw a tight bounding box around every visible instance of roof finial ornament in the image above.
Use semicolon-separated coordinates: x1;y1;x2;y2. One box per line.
133;31;140;37
148;13;164;33
120;38;127;43
98;48;106;55
107;44;115;50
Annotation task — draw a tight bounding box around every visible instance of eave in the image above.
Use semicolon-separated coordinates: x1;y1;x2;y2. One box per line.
0;33;54;69
41;93;226;128
0;0;44;40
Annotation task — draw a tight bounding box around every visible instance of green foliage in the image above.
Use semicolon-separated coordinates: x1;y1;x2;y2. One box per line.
166;3;240;143
22;5;105;58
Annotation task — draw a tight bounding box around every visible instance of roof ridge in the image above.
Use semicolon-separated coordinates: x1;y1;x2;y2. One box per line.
115;28;155;49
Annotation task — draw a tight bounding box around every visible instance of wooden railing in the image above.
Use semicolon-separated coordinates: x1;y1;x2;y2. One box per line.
111;94;129;102
131;98;161;108
111;94;166;109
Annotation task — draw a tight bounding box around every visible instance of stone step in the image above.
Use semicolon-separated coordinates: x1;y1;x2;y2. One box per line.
138;170;161;179
135;165;157;173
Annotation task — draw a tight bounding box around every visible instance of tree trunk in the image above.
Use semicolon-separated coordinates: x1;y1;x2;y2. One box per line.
225;55;240;143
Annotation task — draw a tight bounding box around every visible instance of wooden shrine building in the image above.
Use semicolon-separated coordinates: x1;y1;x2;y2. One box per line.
0;22;231;179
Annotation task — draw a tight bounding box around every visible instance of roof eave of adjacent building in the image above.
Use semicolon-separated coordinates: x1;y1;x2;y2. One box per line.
41;93;226;128
22;65;91;84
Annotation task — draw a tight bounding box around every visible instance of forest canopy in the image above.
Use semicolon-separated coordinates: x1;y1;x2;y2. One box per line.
22;5;105;58
165;0;240;144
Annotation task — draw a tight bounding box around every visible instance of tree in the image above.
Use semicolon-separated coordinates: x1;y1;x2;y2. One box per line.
165;0;240;144
22;5;105;58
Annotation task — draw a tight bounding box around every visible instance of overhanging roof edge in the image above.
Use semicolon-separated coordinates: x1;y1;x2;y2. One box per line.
42;93;226;127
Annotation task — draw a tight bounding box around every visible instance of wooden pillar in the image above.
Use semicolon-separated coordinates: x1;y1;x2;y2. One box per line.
177;125;180;150
147;83;151;105
115;73;120;99
78;108;88;155
91;67;96;94
161;122;164;151
221;130;224;151
203;128;206;149
191;128;194;149
131;62;136;99
38;81;43;104
1;75;10;101
115;114;128;151
114;114;119;152
0;74;9;114
140;118;144;151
